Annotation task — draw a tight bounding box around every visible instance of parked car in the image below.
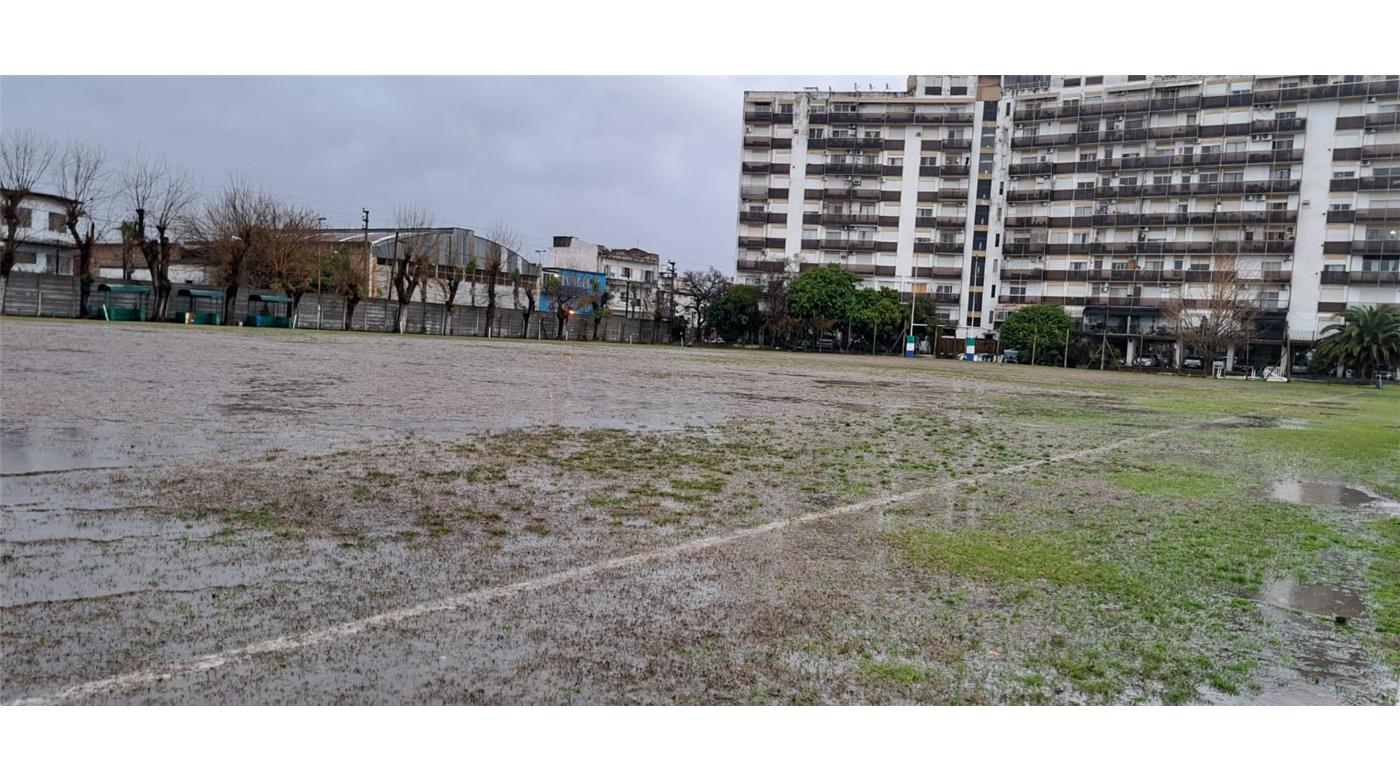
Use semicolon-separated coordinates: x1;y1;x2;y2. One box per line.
1002;349;1020;364
1133;354;1163;368
814;337;838;352
1181;356;1204;370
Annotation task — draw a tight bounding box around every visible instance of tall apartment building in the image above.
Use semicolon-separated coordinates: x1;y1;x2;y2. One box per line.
736;75;1400;367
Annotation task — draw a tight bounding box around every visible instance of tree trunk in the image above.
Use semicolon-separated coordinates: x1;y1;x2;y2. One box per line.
223;284;240;325
345;294;359;331
78;275;93;319
483;281;497;338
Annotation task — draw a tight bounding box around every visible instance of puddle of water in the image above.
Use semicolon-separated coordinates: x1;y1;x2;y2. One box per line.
1260;575;1365;620
1266;480;1388;508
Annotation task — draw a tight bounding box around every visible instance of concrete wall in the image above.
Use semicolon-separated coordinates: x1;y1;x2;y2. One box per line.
0;271;676;344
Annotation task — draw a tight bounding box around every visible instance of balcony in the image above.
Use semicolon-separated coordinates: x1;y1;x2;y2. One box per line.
1354;207;1400;222
824;163;883;176
742;136;773;149
913;241;966;255
912;112;975;125
827;137;886;150
744;110;773;123
736;259;787;273
1349;271;1400;284
741;162;771;174
913;266;964;279
1360;176;1400;191
738;212;769;224
1320;270;1351;285
936;189;969;201
739;186;769;200
1350;240;1400;254
818;239;878;252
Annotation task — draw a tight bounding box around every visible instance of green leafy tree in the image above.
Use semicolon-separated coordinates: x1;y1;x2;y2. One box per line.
709;284;761;343
847;286;905;353
789;264;858;342
1311;305;1400;379
1000;304;1072;365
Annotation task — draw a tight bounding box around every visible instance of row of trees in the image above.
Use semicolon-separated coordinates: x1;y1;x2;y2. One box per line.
683;262;911;352
1;129;571;338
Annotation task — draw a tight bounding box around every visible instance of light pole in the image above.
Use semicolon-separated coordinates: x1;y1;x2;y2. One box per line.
316;216;326;330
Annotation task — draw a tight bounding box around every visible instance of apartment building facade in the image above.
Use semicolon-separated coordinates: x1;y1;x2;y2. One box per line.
548;235;662;316
736;75;1400;366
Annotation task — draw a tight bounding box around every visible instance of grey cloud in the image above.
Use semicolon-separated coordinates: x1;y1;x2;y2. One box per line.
0;75;898;273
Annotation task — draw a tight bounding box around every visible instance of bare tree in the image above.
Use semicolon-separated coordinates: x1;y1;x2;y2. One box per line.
389;206;433;334
118;220;139;280
482;221;520;337
544;271;585;340
758;256;798;347
121;155;196;321
189;177;272;324
1;129;57;302
1163;254;1258;370
55;141;108;317
327;239;368;331
650;286;666;344
252;199;324;318
432;233;465;336
680;268;729;343
588;279;611;341
518;270;538;339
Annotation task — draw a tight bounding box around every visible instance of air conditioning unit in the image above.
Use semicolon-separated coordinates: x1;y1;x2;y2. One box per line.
1367;96;1377;103
1251;134;1271;142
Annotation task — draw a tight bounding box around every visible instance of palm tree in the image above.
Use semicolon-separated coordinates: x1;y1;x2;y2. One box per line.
1313;305;1400;379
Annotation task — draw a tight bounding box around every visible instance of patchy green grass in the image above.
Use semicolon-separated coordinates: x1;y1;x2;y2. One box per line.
901;528;1142;598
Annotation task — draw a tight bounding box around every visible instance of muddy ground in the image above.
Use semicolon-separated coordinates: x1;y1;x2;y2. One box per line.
2;318;1398;704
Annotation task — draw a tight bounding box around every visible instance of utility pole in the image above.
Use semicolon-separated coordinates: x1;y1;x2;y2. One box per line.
1100;310;1109;371
362;208;372;299
668;259;677;342
316;216;326;330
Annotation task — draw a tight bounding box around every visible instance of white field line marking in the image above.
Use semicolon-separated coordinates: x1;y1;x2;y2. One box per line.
7;391;1367;705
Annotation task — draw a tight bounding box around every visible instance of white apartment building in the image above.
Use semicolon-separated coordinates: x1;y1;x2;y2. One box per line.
4;191;77;274
737;75;1400;366
548;235;663;315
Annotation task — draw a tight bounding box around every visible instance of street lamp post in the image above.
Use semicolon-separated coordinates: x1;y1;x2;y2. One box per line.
316;216;326;330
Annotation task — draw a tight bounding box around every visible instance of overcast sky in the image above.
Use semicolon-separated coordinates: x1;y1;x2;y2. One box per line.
1;76;901;273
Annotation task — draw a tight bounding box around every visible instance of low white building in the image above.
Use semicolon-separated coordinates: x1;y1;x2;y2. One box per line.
547;235;665;315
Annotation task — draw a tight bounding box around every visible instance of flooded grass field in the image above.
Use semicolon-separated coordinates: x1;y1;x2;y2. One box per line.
2;317;1398;704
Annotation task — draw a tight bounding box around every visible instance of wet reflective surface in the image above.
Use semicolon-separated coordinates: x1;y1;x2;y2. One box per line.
1266;479;1393;509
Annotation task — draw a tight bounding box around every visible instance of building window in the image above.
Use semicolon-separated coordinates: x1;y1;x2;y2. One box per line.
917;208;933;218
888;156;902;166
644;270;654;283
622;267;632;279
1085;76;1103;86
48;212;68;232
949;86;967;96
808;128;823;139
924;86;942;96
1128;75;1146;81
16;208;33;227
1063;77;1081;88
